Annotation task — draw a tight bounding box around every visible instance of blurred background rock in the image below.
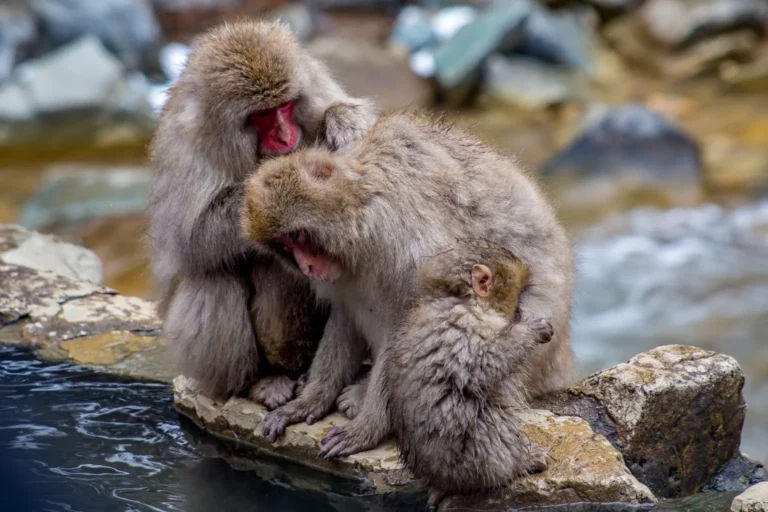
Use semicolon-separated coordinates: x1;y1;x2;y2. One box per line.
0;0;766;462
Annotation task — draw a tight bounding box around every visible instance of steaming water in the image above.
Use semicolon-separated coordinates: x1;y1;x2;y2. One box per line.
573;200;768;462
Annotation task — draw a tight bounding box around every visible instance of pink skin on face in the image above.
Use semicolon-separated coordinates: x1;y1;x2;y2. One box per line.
277;231;342;283
250;100;301;155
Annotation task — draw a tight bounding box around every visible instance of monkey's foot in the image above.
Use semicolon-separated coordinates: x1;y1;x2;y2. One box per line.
427;488;446;512
336;381;367;419
262;399;329;443
527;443;550;474
529;318;554;344
249;375;296;410
319;418;382;459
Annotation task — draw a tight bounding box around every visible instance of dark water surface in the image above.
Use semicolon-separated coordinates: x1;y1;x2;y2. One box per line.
0;345;408;512
0;345;742;512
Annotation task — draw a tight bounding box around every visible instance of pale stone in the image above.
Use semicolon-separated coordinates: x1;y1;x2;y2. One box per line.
567;345;745;497
16;35;124;113
732;482;768;512
0;225;103;283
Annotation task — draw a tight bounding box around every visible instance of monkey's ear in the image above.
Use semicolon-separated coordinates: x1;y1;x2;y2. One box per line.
471;264;493;298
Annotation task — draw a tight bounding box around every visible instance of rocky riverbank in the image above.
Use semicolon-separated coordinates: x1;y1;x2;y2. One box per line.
0;224;765;511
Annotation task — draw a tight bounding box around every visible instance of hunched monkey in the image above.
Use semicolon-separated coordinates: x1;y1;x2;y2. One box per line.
148;20;377;405
386;239;552;507
240;111;575;452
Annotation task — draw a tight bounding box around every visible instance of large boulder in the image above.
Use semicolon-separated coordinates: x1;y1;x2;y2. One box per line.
30;0;162;76
542;104;703;220
541;345;747;497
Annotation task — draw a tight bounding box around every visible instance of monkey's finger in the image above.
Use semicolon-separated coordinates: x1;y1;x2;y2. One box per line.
262;412;288;442
320;427;342;446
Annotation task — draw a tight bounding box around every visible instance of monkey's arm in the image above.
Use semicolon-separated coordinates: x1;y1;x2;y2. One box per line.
182;184;254;274
319;349;392;458
261;306;366;442
298;54;377;150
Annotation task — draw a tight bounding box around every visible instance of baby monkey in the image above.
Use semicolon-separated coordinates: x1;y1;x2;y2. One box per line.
386;240;552;508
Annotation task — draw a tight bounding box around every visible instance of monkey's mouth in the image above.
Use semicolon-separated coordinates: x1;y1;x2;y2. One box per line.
272;230;342;283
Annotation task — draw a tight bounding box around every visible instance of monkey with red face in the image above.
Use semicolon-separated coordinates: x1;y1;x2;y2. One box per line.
148;20;377;406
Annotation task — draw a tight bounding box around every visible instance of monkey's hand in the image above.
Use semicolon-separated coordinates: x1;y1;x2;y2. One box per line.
319;416;382;459
322;101;376;151
526;318;554;344
261;397;330;442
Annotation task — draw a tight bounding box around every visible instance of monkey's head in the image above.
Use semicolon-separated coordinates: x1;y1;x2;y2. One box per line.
419;240;530;319
241;148;373;282
184;20;305;159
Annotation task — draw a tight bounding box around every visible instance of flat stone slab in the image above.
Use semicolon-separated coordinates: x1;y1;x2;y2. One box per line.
0;261;169;382
173;376;656;507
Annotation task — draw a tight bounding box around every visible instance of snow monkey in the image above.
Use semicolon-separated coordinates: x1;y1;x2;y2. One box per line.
240;110;575;455
386;239;553;507
148;19;377;407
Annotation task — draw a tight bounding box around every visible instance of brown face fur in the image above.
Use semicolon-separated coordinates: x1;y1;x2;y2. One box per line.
188;20;301;118
418;239;530;319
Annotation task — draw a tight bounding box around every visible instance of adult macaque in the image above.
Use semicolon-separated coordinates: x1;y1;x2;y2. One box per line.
386;240;552;507
240;111;575;453
148;20;376;405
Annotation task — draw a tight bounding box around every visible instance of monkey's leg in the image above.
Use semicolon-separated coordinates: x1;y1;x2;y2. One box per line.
261;307;365;442
319;351;391;458
336;366;370;419
167;274;259;399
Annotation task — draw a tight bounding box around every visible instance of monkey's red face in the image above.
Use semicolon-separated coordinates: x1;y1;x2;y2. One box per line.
249;100;301;157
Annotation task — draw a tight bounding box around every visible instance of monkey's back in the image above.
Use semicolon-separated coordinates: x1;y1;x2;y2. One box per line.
353;111;575;398
387;299;534;493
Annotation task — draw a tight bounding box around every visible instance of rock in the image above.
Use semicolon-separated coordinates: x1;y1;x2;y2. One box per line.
640;0;768;50
433;2;529;94
543;103;702;182
15;35;125;113
19;165;152;231
308;37;432;111
0;82;34;122
0;258;166;380
482;54;581;109
388;6;437;53
441;410;656;510
53;213;152;299
606;15;760;79
720;60;768;93
514;3;599;74
174;375;656;507
0;2;37;84
0;224;103;284
431;6;478;43
732;482;768;512
707;454;768;493
544;345;746;497
269;4;314;43
29;0;162;76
